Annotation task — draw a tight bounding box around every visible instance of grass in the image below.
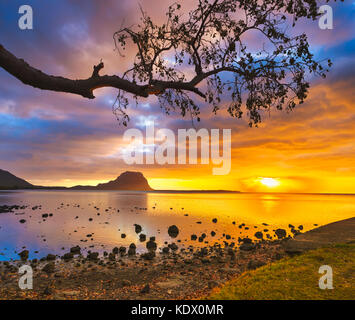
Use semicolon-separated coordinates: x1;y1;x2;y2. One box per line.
207;244;355;300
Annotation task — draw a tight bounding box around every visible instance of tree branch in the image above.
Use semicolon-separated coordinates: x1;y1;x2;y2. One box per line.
0;44;149;99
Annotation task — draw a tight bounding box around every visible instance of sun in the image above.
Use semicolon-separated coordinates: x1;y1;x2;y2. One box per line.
258;177;281;188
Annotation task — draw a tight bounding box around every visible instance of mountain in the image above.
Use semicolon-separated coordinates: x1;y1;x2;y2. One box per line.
0;169;33;189
71;171;154;191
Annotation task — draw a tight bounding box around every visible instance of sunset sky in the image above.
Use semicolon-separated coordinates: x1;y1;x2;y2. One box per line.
0;0;354;193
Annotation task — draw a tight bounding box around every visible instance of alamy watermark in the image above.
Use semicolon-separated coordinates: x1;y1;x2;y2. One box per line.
319;265;334;290
122;122;231;175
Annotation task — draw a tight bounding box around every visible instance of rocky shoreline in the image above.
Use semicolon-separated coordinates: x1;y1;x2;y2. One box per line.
0;238;289;300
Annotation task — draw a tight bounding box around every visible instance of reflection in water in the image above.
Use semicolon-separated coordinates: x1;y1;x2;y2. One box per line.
0;190;354;261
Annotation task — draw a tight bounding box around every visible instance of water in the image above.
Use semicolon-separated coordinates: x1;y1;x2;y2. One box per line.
0;190;354;261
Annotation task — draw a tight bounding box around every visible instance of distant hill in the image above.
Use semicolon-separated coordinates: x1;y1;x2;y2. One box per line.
0;169;33;189
0;169;238;193
71;171;154;191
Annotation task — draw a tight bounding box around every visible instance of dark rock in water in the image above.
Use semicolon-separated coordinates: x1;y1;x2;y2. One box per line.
139;234;147;242
212;218;218;223
63;253;74;261
109;253;116;261
169;243;178;251
134;224;142;233
162;247;170;254
46;254;56;261
168;225;179;238
298;225;304;230
140;284;150;294
191;234;197;241
247;259;266;270
42;262;55;274
150;236;156;241
112;247;119;255
87;252;99;261
288;224;295;229
119;246;126;255
141;251;155;260
275;228;287;239
70;246;81;255
211;231;216;237
146;240;157;251
239;237;252;244
42;214;49;218
198;236;204;242
225;234;231;240
128;243;136;256
121;233;126;238
254;231;263;239
19;250;29;261
19;219;26;224
239;243;256;251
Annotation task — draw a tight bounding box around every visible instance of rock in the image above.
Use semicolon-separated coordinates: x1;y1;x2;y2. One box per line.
70;246;81;255
121;233;126;238
112;247;119;254
254;231;263;239
87;252;99;261
109;253;116;261
140;284;150;294
42;262;55;274
146;240;157;251
240;237;252;244
169;243;178;251
298;225;304;230
211;231;216;237
191;234;197;241
19;219;26;224
18;250;29;261
128;244;136;256
239;243;255;251
247;259;266;270
275;228;287;239
134;224;142;233
119;246;126;255
139;234;147;242
288;224;295;229
162;247;170;254
168;225;179;238
63;253;74;261
46;254;56;261
42;214;49;218
141;251;155;260
212;218;218;223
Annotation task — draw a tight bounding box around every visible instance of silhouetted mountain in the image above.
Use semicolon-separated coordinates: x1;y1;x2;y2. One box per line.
0;169;33;189
71;171;154;191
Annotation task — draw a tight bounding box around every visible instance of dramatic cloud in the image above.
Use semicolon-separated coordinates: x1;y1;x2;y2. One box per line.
0;0;354;192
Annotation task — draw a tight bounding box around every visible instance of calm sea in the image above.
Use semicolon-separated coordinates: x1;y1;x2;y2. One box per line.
0;190;354;261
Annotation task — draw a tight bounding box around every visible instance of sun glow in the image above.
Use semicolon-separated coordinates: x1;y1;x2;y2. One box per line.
258;177;281;188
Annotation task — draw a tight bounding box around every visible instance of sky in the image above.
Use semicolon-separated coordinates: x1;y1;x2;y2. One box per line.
0;0;354;193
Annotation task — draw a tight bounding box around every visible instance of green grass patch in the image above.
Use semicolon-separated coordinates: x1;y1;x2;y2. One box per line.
207;244;355;300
